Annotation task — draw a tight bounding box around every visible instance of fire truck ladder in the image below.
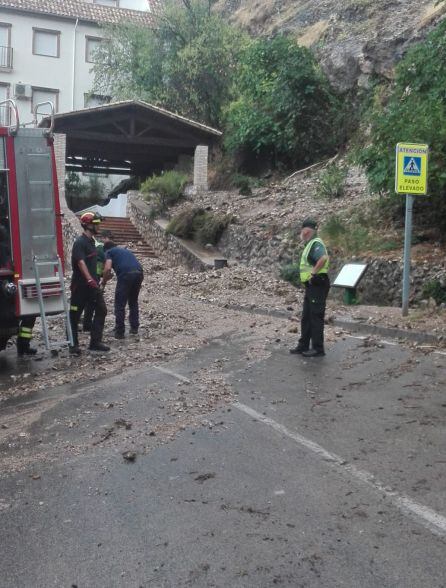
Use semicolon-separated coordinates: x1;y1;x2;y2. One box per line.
33;256;74;351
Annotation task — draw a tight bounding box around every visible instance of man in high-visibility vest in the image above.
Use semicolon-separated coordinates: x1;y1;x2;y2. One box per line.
290;218;330;357
82;230;112;332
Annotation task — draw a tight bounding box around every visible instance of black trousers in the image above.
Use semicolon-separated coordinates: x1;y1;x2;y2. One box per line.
70;282;107;346
298;274;330;352
114;271;143;334
17;315;36;352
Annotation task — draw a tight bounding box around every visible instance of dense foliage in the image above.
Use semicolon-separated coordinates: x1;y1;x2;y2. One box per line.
167;206;232;245
359;19;446;231
65;172;105;212
224;36;343;169
141;170;188;216
92;0;246;127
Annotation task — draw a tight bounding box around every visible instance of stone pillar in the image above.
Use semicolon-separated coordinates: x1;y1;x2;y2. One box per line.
193;145;208;191
53;133;67;211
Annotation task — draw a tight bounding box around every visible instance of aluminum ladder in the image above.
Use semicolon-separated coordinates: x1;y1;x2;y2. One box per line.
32;256;73;351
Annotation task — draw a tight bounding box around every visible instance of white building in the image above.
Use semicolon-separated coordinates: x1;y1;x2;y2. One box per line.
0;0;156;126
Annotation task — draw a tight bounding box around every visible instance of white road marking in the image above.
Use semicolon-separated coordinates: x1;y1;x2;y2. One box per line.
234;402;446;539
154;365;191;383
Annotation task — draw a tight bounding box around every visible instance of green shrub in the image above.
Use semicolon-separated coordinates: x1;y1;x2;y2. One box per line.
318;165;347;199
422;280;446;305
231;173;255;196
194;212;232;245
344;226;370;255
224;36;343;169
358;19;446;232
280;263;301;287
141;171;188;213
322;215;347;242
322;215;373;255
166;207;203;239
166;207;232;246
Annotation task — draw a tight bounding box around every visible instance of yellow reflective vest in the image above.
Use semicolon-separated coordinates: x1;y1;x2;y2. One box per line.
300;237;329;283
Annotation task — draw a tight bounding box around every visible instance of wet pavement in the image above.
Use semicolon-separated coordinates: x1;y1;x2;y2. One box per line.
0;330;445;587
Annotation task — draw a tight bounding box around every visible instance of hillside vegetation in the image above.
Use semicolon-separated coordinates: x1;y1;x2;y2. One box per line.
92;0;446;237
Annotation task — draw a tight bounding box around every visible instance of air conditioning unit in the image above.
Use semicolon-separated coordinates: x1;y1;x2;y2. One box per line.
14;83;32;100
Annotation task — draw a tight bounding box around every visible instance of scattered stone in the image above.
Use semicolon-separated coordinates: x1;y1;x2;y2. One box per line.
194;473;216;484
122;451;137;462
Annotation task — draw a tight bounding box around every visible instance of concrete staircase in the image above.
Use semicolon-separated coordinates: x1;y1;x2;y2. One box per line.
100;217;156;258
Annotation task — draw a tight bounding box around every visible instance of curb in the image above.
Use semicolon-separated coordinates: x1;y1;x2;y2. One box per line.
202;300;442;346
332;318;442;346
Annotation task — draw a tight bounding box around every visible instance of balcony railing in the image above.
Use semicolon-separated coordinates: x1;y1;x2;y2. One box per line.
0;45;13;69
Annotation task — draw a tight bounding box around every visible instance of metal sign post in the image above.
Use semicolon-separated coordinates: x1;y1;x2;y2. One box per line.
395;143;429;317
402;194;414;316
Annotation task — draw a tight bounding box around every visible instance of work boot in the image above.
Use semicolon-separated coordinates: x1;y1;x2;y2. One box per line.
289;346;308;355
17;340;37;356
69;345;82;356
302;349;325;357
89;341;110;352
114;330;125;339
129;328;138;335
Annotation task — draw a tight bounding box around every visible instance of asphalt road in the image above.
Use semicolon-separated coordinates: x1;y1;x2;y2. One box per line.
0;333;445;587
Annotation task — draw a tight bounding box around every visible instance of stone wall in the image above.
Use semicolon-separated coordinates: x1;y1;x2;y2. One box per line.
219;224;446;307
127;193;208;271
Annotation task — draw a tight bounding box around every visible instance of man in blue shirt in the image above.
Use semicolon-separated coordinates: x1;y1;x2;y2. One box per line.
102;240;144;339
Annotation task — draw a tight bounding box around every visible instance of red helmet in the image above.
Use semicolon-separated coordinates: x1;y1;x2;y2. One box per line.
80;212;103;226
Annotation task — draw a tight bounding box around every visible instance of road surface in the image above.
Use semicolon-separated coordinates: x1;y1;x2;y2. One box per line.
0;331;445;587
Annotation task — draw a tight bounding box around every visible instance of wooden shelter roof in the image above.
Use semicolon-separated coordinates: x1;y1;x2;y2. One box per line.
43;100;222;176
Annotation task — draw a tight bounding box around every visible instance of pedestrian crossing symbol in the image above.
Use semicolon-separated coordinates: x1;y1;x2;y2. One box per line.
395;143;428;195
403;156;421;176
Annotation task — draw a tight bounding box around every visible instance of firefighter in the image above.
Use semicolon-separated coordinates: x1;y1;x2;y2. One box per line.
69;212;110;355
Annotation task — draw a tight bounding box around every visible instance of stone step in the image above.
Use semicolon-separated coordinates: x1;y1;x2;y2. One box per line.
99;216;156;258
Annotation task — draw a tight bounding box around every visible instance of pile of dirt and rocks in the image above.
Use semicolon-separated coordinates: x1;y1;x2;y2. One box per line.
0;256;300;403
169;163;372;269
1;250;444;407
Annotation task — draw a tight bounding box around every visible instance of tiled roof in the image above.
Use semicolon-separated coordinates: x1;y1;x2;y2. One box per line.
0;0;157;26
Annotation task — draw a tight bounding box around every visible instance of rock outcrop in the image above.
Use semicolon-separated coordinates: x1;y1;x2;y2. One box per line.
214;0;446;91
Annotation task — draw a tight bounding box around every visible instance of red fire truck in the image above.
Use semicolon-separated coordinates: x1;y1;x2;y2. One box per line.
0;99;72;353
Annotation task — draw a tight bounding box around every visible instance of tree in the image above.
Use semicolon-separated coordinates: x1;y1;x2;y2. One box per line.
91;0;247;127
65;172;106;212
359;20;446;232
224;36;343;169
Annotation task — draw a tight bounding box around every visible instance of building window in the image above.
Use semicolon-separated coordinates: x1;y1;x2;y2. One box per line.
85;36;103;63
0;23;12;69
84;93;111;108
0;84;10;125
93;0;119;6
32;88;59;118
33;28;60;58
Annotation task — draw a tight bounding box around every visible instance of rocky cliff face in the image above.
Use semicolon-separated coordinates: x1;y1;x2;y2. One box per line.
214;0;446;91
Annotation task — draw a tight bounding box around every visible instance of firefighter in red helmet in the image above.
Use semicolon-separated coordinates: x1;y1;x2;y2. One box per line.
69;212;110;355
